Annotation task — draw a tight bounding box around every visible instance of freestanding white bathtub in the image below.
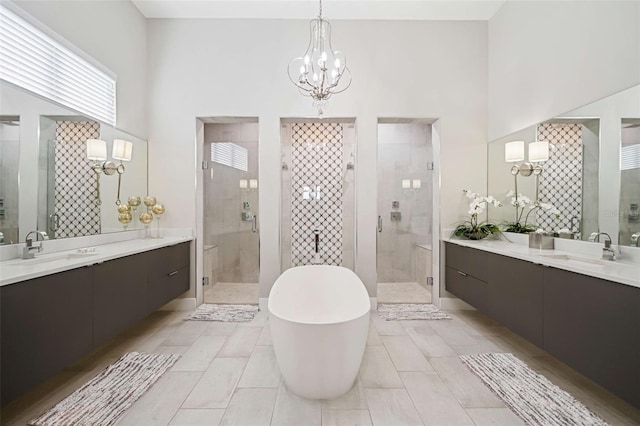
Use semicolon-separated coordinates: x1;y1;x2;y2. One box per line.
268;265;370;400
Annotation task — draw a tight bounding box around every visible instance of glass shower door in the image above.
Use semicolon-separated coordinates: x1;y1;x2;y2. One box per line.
376;121;433;303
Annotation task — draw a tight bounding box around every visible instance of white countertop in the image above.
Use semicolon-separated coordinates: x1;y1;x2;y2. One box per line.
444;237;640;289
0;236;193;287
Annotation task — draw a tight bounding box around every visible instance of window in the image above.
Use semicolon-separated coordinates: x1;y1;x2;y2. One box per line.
211;142;248;172
0;4;116;125
621;144;640;171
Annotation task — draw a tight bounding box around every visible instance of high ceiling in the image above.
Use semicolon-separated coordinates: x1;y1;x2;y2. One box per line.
131;0;507;20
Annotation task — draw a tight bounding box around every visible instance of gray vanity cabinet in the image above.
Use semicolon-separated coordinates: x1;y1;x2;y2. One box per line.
92;253;149;347
543;267;640;408
445;242;640;409
1;241;192;406
444;242;489;313
487;254;544;347
0;266;93;405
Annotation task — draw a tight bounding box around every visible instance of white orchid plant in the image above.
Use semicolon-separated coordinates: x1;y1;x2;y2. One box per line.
504;190;561;233
453;190;502;240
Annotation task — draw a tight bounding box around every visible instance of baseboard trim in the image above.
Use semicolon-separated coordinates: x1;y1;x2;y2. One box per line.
370;297;377;311
259;297;268;311
160;297;196;311
440;297;475;311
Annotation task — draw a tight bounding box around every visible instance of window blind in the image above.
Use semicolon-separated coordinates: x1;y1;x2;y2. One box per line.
0;5;116;125
211;142;248;172
621;144;640;171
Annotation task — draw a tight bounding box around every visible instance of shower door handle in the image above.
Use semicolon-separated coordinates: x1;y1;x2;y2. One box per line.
251;216;257;233
49;213;59;232
377;216;382;233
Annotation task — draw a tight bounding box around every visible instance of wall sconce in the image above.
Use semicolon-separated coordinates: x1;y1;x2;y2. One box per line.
87;138;132;174
412;179;421;189
249;179;258;189
505;139;549;217
239;179;248;189
505;140;549;177
86;138;133;206
402;179;411;189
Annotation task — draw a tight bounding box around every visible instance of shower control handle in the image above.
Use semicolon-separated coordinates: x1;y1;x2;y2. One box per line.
377;216;382;233
49;213;59;232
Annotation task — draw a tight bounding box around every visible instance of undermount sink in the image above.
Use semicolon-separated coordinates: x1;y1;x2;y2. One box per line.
537;254;610;267
4;252;98;266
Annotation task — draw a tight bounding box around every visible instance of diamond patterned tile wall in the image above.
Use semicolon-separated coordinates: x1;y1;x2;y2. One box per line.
54;121;101;238
536;123;582;232
290;123;343;266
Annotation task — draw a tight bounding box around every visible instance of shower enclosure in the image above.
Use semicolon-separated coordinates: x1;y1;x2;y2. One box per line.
376;120;433;303
280;119;356;272
202;120;260;304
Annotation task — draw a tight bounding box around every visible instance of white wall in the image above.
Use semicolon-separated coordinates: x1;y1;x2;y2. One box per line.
488;0;640;141
12;0;148;138
147;19;488;297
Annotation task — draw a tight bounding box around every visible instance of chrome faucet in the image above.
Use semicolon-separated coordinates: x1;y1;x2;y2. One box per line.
22;230;47;259
589;232;615;261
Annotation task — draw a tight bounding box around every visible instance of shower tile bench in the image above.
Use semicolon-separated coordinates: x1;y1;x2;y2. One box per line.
0;239;191;406
444;240;640;410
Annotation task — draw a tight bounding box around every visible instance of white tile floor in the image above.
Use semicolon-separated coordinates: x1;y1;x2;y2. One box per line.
2;307;640;426
204;283;260;305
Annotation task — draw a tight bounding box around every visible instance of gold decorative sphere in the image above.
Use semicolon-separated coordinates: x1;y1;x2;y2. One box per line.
117;204;131;214
152;204;165;215
143;196;157;207
118;212;132;224
139;212;153;224
128;196;141;207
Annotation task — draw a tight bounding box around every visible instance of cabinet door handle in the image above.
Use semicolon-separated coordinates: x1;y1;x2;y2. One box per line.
168;270;179;276
457;270;468;277
377;216;382;233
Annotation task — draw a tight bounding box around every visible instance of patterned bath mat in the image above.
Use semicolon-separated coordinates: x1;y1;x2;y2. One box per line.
184;303;259;322
29;351;179;426
378;303;451;320
460;353;608;426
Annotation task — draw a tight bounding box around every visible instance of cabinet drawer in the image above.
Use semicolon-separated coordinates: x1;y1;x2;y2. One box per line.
445;266;488;312
147;242;189;278
1;267;93;405
93;253;148;347
147;267;189;312
445;242;488;281
543;267;639;407
487;254;543;347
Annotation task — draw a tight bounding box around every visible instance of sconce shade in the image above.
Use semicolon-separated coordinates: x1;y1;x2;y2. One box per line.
249;179;258;189
529;141;549;162
239;179;248;189
505;141;525;162
402;179;411;189
112;139;133;161
412;179;421;189
87;139;107;161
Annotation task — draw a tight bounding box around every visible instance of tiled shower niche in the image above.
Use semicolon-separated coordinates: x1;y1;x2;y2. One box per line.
280;120;355;271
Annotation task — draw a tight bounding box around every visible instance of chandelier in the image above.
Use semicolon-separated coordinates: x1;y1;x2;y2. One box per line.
287;0;351;115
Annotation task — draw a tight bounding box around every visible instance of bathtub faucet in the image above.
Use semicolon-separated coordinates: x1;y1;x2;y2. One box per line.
312;229;321;264
313;229;320;253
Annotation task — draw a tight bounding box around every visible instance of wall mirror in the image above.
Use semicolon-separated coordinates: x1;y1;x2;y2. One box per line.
488;84;640;246
0;115;20;244
0;81;148;245
620;118;640;247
